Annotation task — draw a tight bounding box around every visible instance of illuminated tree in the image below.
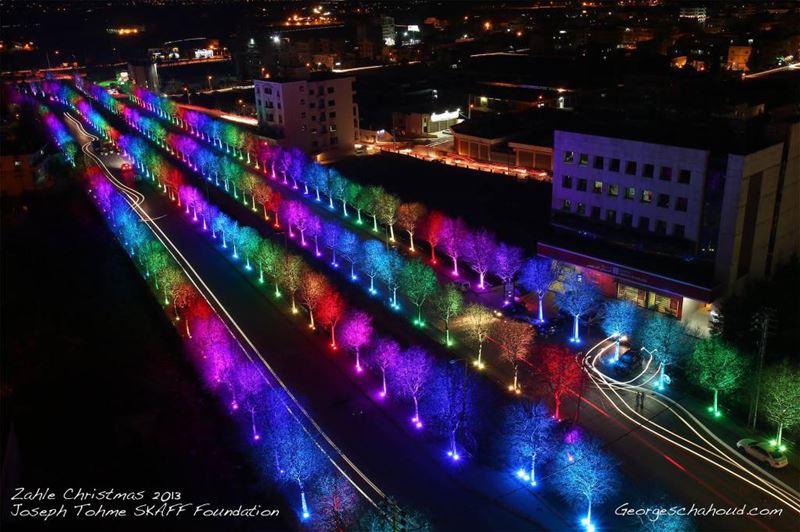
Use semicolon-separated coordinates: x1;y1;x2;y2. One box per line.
352;184;374;225
379;249;404;308
397;202;427;252
339;310;373;372
343;181;362;220
460;304;494;369
400;259;438;325
440;217;468;276
328;169;346;210
538;345;581;420
359;505;432;532
171;280;197;335
323;221;341;267
362;240;386;294
688;337;745;416
421;210;445;263
159;266;183;306
504;401;557;487
257;239;283;295
306;164;327;202
338;230;360;280
375;188;401;242
520;257;558;323
306;215;323;257
553;438;619;530
493;320;535;392
235;363;266;441
494;244;525;290
640;314;691;389
279;254;306;313
300;271;330;329
318;290;346;348
601;300;639;361
311;474;359;531
364;186;383;232
433;284;464;346
371;337;400;398
396;346;433;428
762;362;800;447
428;361;482;461
237;226;261;270
275;421;325;520
555;270;598;343
463;229;497;289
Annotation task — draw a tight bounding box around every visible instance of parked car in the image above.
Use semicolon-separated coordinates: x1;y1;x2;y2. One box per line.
736;439;789;469
614;351;643;376
496;302;530;321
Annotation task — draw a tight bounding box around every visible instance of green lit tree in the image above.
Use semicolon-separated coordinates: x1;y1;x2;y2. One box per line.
688;337;746;416
400;259;438;325
762;362;800;447
433;284;464;346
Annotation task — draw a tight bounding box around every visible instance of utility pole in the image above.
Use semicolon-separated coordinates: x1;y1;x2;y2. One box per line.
749;307;775;430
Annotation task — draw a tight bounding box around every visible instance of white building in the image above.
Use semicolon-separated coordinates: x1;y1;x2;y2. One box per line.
254;73;358;160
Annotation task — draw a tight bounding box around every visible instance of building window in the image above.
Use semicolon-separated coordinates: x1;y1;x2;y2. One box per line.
309;89;315;95
678;169;691;184
622;213;633;226
625;161;637;175
643;163;654;178
673;224;685;238
592;180;602;194
563;150;574;163
657;194;670;208
660;166;672;181
655;220;667;234
641;190;653;203
609;158;620;172
300;99;305;105
311;115;317;121
562;175;573;188
310;102;316;108
624;186;635;200
675;197;688;212
329;124;337;133
606;209;617;223
328;99;335;106
331;136;338;145
299;86;304;92
608;183;619;197
576;202;586;215
638;216;650;231
591;206;601;219
579;153;589;166
577;178;587;191
562;199;572;211
301;112;306;119
329;111;336;119
593;156;604;169
320;113;327;122
327;86;335;94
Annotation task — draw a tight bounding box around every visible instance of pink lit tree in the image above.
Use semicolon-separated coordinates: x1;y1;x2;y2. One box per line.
371;337;400;398
339;310;373;373
396;346;433;429
463;229;498;289
440;217;468;276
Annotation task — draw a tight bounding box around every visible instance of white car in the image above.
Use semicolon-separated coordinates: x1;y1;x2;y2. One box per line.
736;439;789;468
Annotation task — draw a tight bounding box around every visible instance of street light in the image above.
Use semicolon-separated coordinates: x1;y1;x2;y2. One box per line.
207;75;213;91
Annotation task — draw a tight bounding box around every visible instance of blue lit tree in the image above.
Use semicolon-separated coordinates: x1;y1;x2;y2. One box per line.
338;230;360;280
601;300;639;361
362;240;386;294
425;361;482;461
323;221;341;267
555;270;599;343
640;314;691;389
553;438;619;532
359;504;433;532
520;257;559;323
235;363;266;441
379;249;404;309
275;421;325;520
503;401;557;487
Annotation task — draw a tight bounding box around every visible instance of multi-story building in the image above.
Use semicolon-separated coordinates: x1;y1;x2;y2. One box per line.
254;72;358;159
545;120;799;329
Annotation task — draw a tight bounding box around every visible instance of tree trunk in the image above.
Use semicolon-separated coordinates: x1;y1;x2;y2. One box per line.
408;231;415;251
530;452;537;485
381;369;387;396
389;224;395;242
538;294;544;322
372;214;378;232
452;256;459;276
309;309;315;329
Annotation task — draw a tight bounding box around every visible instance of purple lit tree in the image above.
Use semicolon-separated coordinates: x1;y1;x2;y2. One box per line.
306;216;323;257
396;346;433;428
440;217;468;276
494;244;525;294
339;310;373;373
504;401;557;487
371;337;400;398
555;270;598;343
553;438;619;531
520;257;559;323
463;229;497;289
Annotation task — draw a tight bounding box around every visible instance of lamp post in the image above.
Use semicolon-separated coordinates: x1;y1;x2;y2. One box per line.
207;75;213;91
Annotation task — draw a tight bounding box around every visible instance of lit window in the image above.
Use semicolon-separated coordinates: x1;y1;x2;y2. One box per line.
563;151;574;163
624;186;635;200
562;199;572;211
592;180;602;194
579;153;589;166
608;184;619;197
576;202;586;215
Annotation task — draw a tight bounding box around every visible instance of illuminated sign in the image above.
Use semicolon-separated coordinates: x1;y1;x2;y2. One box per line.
430;109;460;122
194;49;214;59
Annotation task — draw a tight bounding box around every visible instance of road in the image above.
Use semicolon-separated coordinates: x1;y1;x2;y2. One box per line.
65;93;800;531
65;114;571;530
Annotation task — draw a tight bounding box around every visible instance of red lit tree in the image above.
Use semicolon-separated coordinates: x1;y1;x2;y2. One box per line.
538;345;581;420
318;290;346;348
421;210;445;263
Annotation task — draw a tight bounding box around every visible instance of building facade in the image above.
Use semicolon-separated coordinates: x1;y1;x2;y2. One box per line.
254;74;358;159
